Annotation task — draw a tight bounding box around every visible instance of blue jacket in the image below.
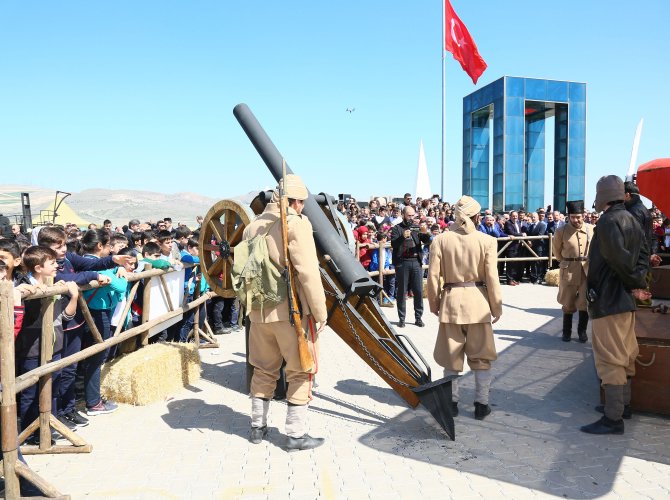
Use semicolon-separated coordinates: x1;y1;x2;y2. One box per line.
56;252;116;286
369;246;392;272
478;223;504;238
80;255;127;311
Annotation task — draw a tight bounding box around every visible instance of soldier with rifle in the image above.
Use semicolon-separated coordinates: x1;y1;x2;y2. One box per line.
243;173;328;451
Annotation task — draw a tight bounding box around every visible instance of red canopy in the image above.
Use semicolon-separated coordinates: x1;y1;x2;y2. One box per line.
636;158;670;217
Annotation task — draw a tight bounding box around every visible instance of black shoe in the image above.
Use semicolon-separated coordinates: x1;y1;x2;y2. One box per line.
213;327;230;335
25;432;56;447
415;319;425;327
249;425;268;444
63;410;89;427
474;402;491;420
578;332;588;343
57;415;78;432
562;334;571;342
595;404;632;419
397;321;405;328
580;416;624;435
286;434;325;451
451;402;459;417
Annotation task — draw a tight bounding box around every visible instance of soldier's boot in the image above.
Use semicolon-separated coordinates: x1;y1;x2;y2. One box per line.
285;403;324;451
444;369;460;416
581;384;625;435
474;369;493;420
562;313;573;342
250;397;270;444
577;310;589;343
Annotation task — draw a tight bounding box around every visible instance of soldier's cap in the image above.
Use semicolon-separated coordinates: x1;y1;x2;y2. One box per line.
565;200;584;215
594;175;624;212
278;174;309;201
454;195;481;218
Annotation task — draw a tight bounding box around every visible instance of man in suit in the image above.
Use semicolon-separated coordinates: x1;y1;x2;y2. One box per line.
526;212;548;284
427;196;503;420
243;175;328;451
390;205;432;327
478;215;504;238
552;200;593;342
503;211;524;285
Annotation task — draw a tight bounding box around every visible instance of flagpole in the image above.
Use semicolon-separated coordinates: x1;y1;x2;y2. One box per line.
441;0;446;201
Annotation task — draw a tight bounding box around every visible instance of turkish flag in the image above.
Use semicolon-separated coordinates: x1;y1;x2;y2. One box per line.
444;0;487;84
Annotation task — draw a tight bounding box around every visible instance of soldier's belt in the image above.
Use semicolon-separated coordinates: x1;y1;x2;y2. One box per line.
563;257;588;262
443;281;485;290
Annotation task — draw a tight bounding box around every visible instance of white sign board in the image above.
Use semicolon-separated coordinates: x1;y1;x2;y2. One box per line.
147;269;185;338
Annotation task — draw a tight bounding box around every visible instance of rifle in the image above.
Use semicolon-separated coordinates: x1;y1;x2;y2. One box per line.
279;160;316;372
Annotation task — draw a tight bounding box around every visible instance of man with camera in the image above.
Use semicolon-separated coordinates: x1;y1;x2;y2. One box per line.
390;206;431;327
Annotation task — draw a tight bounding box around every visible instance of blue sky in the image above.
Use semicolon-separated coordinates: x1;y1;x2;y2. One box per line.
1;1;668;208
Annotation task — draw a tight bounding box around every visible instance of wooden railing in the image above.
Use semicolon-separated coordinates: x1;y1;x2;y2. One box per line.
0;265;216;499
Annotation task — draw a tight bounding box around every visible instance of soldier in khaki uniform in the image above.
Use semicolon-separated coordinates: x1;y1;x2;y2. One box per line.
427;196;503;420
552;200;593;342
243;175;328;450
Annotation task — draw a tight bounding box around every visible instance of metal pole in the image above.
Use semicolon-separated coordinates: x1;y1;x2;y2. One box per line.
441;0;446;201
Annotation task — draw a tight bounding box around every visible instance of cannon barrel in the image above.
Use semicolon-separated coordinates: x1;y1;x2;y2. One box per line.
234;103;379;296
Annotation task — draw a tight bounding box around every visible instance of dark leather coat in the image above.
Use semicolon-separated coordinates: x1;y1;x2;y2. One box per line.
587;203;647;319
625;194;656;256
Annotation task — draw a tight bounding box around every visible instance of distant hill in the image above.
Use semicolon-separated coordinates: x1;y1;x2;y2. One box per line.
0;185;221;229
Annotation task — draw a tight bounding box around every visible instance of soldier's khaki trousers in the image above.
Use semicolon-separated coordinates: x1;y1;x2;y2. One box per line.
434;322;497;371
591;311;638;386
249;318;318;405
557;275;588;313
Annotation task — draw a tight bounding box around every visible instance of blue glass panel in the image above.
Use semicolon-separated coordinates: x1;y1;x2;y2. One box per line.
506;154;524;174
507;116;524;135
569;121;586;140
568;156;585;176
471;90;483;110
569;102;585;121
493;193;503;212
507;97;524;116
493;172;504;189
525;78;547;101
463;146;470;161
556;141;567;157
492;77;504;99
505;134;524;155
493;136;503;155
568;139;585;157
569;82;586;102
527;152;544;170
481;84;493;106
464;113;472;129
493;116;504;137
546;80;568;102
463;96;472;113
506;77;524;97
493;99;504;121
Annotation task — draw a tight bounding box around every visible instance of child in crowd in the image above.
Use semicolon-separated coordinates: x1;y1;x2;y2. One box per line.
369;231;395;304
109;233;129;254
37;226;132;428
16;246;79;444
78;229;128;416
140;241;172;271
179;238;208;342
156;230;181;263
0;259;25;337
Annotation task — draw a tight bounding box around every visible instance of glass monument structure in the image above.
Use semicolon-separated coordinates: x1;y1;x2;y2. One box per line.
462;76;586;212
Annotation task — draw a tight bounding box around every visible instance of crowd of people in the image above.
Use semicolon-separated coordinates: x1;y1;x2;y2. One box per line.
0;216;242;452
340;191;668;290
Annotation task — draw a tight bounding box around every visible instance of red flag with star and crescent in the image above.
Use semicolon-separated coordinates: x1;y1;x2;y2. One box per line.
444;0;487;84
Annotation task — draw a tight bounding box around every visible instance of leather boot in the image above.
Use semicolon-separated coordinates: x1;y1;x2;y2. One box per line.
285;403;324;451
582;384;625;434
577;311;589;343
562;313;573;342
250;397;270;444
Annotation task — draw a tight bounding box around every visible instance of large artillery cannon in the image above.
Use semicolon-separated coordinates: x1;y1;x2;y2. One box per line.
198;104;455;439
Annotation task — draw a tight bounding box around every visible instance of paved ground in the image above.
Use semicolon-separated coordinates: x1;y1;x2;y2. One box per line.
26;284;670;499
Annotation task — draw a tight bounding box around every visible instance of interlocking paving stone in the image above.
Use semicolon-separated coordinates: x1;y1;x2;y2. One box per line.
19;284;670;498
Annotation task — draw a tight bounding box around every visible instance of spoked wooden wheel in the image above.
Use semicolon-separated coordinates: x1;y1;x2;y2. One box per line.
198;199;255;298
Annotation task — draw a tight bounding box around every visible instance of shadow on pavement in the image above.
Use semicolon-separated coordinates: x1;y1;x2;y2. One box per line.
354;313;670;498
334;378;406;407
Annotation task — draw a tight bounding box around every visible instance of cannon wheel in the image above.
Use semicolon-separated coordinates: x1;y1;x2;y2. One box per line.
198;199;255;298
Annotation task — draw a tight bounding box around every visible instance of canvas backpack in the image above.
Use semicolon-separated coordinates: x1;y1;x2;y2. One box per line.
232;218;288;315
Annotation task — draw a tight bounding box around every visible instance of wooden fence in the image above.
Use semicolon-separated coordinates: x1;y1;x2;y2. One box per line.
1;265;215;499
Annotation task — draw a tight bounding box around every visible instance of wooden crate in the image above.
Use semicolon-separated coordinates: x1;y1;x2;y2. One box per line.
650;265;670;299
631;306;670;415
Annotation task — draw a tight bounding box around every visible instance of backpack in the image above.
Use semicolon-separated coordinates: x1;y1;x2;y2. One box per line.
232;219;287;315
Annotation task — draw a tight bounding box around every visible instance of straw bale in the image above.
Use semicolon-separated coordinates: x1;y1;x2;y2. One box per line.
101;342;201;405
544;269;560;287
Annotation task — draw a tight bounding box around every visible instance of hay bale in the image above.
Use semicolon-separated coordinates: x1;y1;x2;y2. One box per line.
101;343;201;405
544;269;560;287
